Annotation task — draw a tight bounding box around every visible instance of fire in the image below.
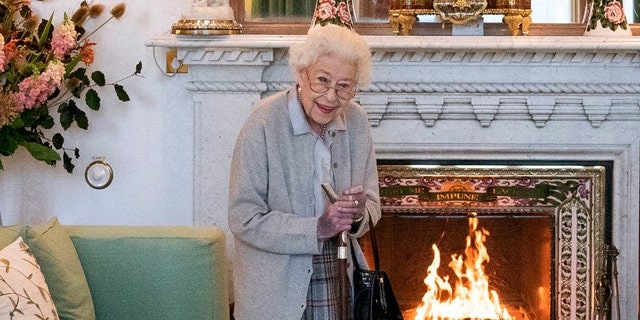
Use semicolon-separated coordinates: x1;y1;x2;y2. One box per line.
413;216;513;320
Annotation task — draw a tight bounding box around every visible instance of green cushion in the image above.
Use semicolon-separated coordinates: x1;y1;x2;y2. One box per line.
0;224;23;248
64;225;230;320
24;217;96;320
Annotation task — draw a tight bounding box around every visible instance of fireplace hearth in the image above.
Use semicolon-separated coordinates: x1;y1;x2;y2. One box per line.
360;164;610;319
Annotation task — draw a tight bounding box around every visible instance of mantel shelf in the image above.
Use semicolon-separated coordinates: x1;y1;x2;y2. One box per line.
147;33;640;51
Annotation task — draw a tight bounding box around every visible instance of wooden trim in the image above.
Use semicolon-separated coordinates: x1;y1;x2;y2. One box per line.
233;0;639;36
239;22;639;36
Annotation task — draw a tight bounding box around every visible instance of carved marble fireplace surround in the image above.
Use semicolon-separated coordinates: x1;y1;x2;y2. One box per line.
148;34;640;318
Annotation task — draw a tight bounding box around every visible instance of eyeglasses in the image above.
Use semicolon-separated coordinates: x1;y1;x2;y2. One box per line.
306;71;357;100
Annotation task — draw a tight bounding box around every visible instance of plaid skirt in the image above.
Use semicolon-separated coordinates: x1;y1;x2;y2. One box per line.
302;237;353;320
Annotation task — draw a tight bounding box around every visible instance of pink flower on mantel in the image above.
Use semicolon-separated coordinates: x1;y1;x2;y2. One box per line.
51;19;78;59
604;0;626;24
336;1;352;25
15;61;65;110
314;0;337;21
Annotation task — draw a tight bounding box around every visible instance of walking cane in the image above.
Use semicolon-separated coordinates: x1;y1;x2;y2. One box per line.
322;183;350;320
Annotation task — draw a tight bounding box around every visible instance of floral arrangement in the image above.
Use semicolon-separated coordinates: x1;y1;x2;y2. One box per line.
0;0;142;173
585;0;628;32
311;0;354;29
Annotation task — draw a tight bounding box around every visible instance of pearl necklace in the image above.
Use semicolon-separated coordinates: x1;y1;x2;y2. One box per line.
298;84;327;140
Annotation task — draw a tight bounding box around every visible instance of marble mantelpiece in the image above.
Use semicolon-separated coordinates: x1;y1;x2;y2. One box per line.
149;34;640;128
147;34;639;318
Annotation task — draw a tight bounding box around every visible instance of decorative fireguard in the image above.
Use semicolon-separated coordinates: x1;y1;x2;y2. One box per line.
375;164;609;319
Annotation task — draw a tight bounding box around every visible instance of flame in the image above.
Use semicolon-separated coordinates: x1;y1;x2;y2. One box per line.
413;216;512;320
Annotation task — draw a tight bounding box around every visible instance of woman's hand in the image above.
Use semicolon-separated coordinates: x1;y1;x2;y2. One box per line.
317;185;366;239
341;185;366;221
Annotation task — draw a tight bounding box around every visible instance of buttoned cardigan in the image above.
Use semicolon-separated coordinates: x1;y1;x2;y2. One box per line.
228;87;381;320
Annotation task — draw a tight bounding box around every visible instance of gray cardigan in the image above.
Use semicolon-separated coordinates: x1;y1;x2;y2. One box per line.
228;87;381;319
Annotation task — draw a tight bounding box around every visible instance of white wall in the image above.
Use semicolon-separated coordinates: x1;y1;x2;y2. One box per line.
0;0;195;226
1;0;638;228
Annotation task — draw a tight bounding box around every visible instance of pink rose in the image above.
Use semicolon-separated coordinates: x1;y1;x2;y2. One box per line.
604;1;626;25
336;2;352;25
313;0;337;21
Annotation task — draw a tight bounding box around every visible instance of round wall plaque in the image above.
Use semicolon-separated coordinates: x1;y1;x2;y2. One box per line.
85;160;113;189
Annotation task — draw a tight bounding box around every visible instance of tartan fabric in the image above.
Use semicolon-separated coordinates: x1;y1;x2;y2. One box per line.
302;237;352;320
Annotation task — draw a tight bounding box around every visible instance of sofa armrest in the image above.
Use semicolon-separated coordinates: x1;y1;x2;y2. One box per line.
64;225;230;320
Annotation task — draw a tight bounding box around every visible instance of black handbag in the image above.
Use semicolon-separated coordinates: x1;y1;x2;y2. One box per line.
353;219;404;320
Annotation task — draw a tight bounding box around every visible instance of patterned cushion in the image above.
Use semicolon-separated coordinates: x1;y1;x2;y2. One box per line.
0;237;59;319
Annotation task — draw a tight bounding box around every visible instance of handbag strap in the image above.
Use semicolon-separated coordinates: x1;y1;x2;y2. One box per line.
352;218;380;272
368;219;380;272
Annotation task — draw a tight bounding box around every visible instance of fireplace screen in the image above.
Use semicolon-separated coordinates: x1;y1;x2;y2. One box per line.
364;165;609;320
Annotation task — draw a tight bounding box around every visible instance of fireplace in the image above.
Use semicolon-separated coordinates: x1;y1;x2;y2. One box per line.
148;34;640;318
360;163;610;319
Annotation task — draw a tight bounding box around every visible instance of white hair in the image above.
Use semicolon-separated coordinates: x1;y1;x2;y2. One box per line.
288;24;372;86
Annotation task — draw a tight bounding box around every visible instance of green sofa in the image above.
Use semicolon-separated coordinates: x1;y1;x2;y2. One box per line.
0;218;230;320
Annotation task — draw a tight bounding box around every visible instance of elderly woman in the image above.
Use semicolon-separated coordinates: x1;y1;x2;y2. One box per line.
228;24;380;320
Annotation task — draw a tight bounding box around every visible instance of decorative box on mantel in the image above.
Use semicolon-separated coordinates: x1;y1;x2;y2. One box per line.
389;0;533;36
146;34;639;319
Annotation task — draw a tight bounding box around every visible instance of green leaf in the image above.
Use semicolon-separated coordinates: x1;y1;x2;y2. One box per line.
19;142;61;162
64;55;82;77
0;159;3;170
63;151;74;174
38;13;54;46
10;117;25;130
0;127;19;156
68;68;91;87
85;89;101;110
135;61;143;75
19;108;39;127
59;100;89;130
114;84;130;101
91;71;106;86
58;101;68;113
59;103;73;130
40;114;54;129
69;68;90;98
75;109;89;130
69;68;89;85
52;133;64;149
0;142;18;156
